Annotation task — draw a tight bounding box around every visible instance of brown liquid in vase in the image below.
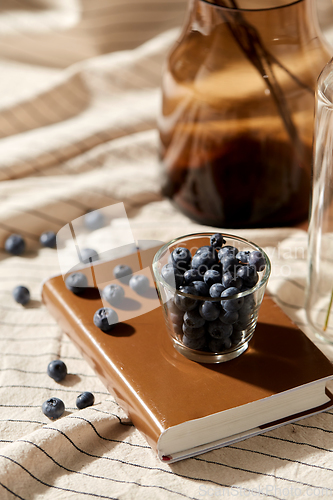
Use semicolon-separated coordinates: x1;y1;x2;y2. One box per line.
159;0;330;228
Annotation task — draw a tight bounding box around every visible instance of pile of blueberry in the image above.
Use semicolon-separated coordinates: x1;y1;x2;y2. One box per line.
42;359;95;420
161;233;266;353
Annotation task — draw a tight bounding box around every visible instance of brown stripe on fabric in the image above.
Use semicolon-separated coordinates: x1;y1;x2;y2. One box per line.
0;481;26;500
0;385;109;396
228;444;333;473
259;433;333;453
37;426;281;499
14;439;195;500
192;455;333;492
0;455;118;500
0;368;97;378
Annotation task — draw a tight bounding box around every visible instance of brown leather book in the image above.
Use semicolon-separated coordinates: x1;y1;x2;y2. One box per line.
42;247;333;463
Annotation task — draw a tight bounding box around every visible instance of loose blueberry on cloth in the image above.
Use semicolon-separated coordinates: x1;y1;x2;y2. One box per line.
76;392;95;409
47;360;67;382
40;231;56;248
80;248;99;264
42;398;65;420
5;234;25;255
12;285;30;305
84;210;105;230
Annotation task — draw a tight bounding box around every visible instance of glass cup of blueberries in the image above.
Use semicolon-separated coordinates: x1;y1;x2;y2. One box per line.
153;232;271;363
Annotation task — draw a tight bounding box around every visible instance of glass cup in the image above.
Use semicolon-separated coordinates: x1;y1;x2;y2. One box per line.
305;58;333;344
153;232;271;363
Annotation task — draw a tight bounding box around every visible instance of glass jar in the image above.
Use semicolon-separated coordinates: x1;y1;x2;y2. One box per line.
305;58;333;344
159;0;331;228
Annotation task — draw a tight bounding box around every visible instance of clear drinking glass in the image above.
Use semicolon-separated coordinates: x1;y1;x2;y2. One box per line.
153;232;271;363
306;59;333;344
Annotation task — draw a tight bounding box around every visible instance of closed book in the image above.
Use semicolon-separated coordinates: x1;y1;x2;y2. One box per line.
42;247;333;463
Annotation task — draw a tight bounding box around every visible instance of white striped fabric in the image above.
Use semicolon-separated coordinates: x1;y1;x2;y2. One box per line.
0;1;333;499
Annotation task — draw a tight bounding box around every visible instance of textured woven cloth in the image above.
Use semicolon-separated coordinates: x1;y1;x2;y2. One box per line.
1;1;333;499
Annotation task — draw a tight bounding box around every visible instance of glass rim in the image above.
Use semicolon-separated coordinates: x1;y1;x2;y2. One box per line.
199;0;303;13
152;232;271;302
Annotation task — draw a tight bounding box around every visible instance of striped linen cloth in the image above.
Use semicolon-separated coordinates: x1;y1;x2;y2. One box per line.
1;1;333;499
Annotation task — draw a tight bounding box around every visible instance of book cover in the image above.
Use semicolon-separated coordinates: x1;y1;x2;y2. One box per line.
41;247;333;463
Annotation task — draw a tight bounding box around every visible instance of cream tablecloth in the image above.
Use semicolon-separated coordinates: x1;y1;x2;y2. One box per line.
1;1;333;499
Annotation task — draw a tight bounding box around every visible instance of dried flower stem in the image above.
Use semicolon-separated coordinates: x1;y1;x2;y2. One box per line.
212;0;312;164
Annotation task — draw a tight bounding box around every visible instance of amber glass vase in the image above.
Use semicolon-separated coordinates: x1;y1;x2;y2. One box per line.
159;0;331;228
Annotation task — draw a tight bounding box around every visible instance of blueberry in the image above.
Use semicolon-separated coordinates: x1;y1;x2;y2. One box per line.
221;255;239;274
129;275;150;295
191;251;216;276
208;336;232;352
217;246;238;261
40;231;56;249
42;397;65;420
182;322;206;338
238;293;255;316
236;250;250;264
65;272;88;294
204;269;222;288
209;283;225;298
222;271;243;289
166;298;184;315
102;284;125;305
183;268;203;285
234;314;252;330
161;263;183;289
221;287;244;312
172;323;182;336
199;301;220;321
76;391;95;409
5;234;25;256
248;251;266;272
230;330;243;344
219;309;239;325
183;309;205;329
113;264;132;282
192;280;210;297
169;311;184;326
224;338;232;349
93;307;118;332
195;245;214;256
236;265;258;286
207;319;232;339
174;286;198;312
80;248;99;264
12;285;30;305
210;233;225;249
182;334;206;350
47;360;67;382
208;337;226;353
171;247;191;272
210;262;223;274
84;210;105;230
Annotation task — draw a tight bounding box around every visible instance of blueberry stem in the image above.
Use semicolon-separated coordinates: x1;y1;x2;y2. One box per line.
323;288;333;331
